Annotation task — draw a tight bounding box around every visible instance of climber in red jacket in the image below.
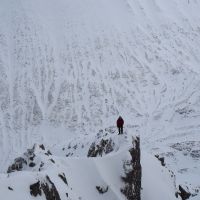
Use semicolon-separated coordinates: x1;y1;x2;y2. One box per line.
117;116;124;135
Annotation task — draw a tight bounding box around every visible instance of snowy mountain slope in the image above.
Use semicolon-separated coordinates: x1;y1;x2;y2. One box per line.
0;0;200;198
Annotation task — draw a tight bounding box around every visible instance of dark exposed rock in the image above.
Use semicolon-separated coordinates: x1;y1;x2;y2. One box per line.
155;154;159;158
58;173;68;185
7;157;27;173
121;137;141;200
96;185;108;194
47;150;52;155
30;181;41;197
190;150;200;159
87;138;114;157
87;143;96;157
39;144;45;150
73;145;78;150
8;186;13;191
29;162;36;167
39;162;44;171
175;191;179;198
45;150;52;156
7;145;38;173
155;155;165;166
42;176;61;200
26;146;35;157
159;157;165;166
49;159;55;164
178;185;191;200
30;176;61;200
40;162;44;168
30;156;35;161
175;107;193;116
7;144;56;173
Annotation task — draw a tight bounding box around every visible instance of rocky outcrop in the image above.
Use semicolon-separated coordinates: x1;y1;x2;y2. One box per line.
177;185;191;200
30;181;41;196
7;145;36;173
58;173;68;185
87;138;114;157
30;176;61;200
7;144;54;173
96;185;109;194
121;137;141;200
8;186;13;191
155;154;166;166
61;127;129;158
7;157;27;173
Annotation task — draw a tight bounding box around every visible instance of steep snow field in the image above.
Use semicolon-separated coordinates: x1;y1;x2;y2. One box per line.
0;0;200;198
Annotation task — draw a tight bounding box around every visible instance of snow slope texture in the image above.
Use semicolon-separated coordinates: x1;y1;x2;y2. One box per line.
0;0;200;198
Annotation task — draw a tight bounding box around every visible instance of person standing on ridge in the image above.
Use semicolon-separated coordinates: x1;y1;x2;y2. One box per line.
117;116;124;135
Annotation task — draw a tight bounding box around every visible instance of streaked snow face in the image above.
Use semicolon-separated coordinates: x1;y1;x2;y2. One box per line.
0;0;200;197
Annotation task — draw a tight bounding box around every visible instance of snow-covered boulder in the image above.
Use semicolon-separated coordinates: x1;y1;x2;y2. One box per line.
7;144;55;173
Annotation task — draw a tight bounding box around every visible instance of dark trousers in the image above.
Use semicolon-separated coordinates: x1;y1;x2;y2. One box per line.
118;126;123;134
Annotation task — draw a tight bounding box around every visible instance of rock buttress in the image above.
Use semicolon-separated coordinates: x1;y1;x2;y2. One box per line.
121;136;142;200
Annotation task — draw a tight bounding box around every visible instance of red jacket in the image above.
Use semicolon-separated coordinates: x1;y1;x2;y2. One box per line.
117;117;124;127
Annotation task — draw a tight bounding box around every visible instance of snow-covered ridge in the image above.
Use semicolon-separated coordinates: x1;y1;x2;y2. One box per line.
1;132;178;200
